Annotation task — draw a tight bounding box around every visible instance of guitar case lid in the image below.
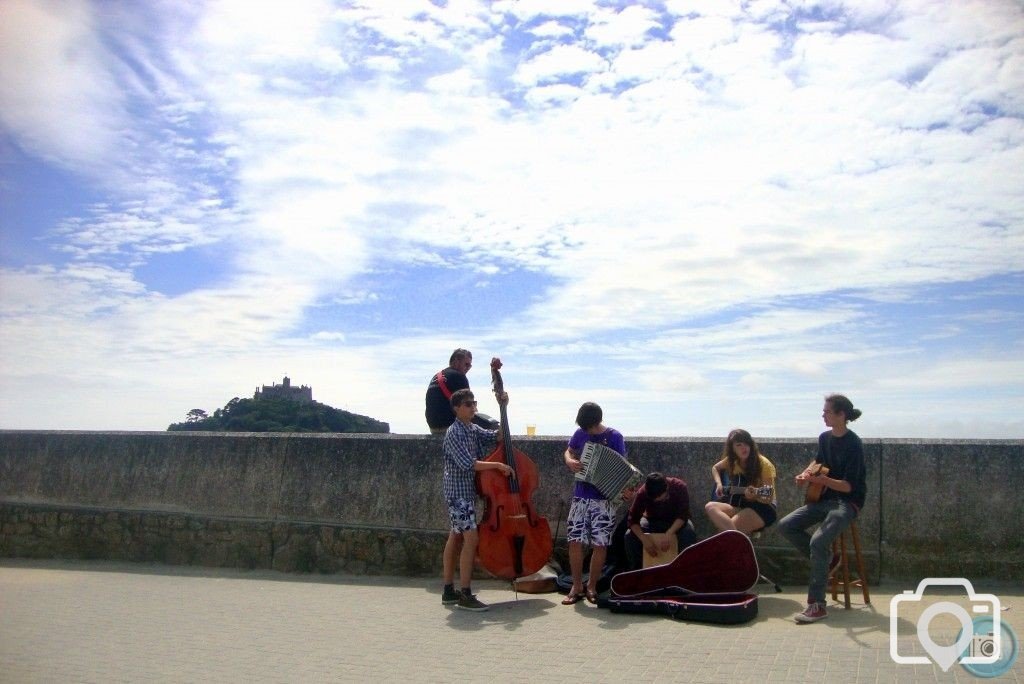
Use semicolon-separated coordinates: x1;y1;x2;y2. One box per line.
603;530;761;624
609;529;759;598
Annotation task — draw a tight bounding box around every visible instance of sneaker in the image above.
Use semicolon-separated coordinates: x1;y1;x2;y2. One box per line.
456;592;489;612
828;553;841;577
442;586;460;606
795;602;828;623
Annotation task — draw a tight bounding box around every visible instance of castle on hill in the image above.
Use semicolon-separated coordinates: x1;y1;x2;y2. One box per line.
254;376;313;404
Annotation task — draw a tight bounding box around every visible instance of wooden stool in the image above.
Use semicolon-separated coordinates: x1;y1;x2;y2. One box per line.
830;521;870;608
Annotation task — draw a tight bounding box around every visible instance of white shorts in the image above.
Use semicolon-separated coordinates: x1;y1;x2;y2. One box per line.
566;497;616;546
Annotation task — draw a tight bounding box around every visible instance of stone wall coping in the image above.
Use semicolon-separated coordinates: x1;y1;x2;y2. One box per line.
1;429;1019;445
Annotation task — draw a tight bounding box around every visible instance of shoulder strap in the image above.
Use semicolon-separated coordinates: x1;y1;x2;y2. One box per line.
435;371;453;400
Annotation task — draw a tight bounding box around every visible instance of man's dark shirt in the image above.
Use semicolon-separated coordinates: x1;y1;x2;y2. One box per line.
816;430;867;510
627;477;691;529
424;367;470;430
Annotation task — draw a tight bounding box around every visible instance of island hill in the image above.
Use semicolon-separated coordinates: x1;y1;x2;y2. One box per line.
167;376;389;433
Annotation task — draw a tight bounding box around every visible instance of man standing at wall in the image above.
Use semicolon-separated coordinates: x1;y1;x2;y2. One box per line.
425;348;498;434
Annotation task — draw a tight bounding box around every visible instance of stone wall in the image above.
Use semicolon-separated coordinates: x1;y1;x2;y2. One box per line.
0;504;439;575
1;431;1020;583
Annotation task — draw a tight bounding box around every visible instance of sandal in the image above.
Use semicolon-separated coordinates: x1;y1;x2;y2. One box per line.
561;592;584;605
585;590;598;604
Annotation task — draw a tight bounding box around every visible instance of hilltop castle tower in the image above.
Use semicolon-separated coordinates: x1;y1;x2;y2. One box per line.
254;376;313;404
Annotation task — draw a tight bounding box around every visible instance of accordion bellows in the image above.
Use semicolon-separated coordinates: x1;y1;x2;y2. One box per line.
575;442;643;505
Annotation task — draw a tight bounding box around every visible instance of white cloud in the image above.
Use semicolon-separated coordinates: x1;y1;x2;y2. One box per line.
523;83;584;106
494;0;597;23
514;44;608;86
585;5;662;48
875;358;1024;391
0;0;125;170
194;0;336;64
529;20;575;40
310;331;346;342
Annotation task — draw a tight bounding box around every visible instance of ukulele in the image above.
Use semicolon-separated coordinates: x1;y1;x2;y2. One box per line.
803;463;830;504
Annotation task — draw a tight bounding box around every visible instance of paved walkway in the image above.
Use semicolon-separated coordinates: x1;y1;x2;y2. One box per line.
1;559;1021;683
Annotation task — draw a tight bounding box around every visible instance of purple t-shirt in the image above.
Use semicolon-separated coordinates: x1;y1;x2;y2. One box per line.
568;427;627;500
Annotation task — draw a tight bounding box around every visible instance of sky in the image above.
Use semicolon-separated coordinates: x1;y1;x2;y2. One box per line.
1;0;1022;440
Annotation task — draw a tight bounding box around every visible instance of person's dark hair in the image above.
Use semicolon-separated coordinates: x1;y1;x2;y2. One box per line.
644;472;667;499
449;348;472;366
450;388;474;410
826;394;862;422
575;402;603;430
723;428;763;483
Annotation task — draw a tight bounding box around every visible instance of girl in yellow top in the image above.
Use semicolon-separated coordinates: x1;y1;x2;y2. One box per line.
706;428;778;534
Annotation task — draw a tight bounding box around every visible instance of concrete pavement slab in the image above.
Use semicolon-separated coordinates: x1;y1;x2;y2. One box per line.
1;560;1021;683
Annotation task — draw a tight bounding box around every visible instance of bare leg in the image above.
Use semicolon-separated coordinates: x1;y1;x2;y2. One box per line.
459;528;479;590
705;501;738;532
568;541;585;595
443;531;463;585
731;508;767;535
586;546;608;595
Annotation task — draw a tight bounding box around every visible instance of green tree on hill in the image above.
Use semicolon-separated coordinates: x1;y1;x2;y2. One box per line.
186;409;208;422
167;397;389;433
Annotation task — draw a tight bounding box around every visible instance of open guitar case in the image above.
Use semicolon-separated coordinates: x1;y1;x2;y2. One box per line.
599;530;760;624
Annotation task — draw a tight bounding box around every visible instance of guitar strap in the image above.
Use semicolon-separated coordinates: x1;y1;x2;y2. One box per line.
435;371;453;401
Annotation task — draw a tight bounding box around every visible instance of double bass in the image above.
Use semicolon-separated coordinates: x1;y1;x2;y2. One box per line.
475;358;553;580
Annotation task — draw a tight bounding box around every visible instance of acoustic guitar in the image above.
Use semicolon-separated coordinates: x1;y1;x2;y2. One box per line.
713;471;773;508
804;463;830;504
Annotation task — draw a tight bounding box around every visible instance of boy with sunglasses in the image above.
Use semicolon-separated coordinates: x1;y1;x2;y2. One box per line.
440;388;513;611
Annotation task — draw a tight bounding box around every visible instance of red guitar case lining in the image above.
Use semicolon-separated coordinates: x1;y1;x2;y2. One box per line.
601;530;760;624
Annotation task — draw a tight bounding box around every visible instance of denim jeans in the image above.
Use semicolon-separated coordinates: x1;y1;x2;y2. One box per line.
778;499;858;604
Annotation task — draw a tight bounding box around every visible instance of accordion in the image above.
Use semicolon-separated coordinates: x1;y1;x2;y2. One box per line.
575;442;643;505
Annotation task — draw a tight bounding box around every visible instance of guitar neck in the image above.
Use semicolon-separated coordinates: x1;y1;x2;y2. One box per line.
723;484;773;498
497;402;513;450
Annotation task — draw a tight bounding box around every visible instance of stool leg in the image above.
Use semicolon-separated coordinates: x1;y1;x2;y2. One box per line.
850;523;871;605
839;530;851;609
830;537;839;603
750;529;783;593
829;532;852;608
